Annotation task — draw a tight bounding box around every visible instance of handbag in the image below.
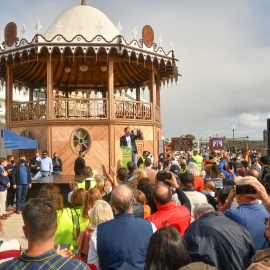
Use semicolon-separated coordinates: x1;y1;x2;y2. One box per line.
73;229;91;263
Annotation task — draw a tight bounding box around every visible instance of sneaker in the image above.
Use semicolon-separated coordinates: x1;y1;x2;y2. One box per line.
12;204;16;208
7;205;14;211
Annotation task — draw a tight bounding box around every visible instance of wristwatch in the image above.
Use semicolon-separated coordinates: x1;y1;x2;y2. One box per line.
225;199;233;205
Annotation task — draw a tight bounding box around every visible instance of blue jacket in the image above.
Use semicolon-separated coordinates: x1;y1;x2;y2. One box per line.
225;202;270;250
184;211;255;270
0;167;10;191
97;213;153;270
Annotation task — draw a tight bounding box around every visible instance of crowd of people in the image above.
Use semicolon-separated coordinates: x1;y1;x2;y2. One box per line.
0;144;270;269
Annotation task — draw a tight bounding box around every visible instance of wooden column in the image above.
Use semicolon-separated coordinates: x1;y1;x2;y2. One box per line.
136;87;140;101
46;58;53;156
6;65;13;124
108;57;115;172
156;79;160;108
108;57;114;120
149;67;156;122
29;87;34;101
46;58;54;120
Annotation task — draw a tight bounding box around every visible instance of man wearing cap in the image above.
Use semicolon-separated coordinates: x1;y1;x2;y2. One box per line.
224;176;270;250
179;173;207;223
252;158;261;173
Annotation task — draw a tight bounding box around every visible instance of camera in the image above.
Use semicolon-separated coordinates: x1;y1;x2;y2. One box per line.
236;185;256;195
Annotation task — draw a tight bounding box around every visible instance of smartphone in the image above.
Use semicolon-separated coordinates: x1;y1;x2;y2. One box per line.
157;172;172;182
228;161;233;170
236;185;256;195
157;172;172;187
85;180;91;190
222;185;234;195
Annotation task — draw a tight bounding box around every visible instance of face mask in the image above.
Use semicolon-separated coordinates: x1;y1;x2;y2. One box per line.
11;160;14;164
108;187;112;194
82;155;85;157
20;159;25;164
3;163;7;167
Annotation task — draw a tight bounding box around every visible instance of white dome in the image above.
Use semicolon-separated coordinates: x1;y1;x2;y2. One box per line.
44;5;119;41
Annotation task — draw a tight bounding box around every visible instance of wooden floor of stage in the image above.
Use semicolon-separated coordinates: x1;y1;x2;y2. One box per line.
33;175;83;184
29;175;84;207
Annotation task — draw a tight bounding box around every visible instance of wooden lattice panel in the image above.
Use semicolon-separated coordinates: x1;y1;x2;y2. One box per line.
52;125;109;175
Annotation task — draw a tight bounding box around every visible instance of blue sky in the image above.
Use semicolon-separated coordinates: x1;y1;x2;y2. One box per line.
1;0;270;140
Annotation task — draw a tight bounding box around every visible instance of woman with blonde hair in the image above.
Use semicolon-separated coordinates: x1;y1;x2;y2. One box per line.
187;162;204;192
76;200;113;262
76;188;101;238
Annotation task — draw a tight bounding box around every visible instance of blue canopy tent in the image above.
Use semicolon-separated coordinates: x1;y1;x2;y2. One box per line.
4;129;38;150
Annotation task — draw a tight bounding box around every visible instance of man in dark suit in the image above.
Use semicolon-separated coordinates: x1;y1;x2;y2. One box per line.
74;151;85;175
120;127;142;164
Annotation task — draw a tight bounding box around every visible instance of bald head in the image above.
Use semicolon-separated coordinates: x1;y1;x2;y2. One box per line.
111;185;134;214
153;184;172;205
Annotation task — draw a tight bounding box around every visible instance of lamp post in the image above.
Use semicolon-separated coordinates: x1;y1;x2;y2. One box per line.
216;130;218;137
232;124;235;146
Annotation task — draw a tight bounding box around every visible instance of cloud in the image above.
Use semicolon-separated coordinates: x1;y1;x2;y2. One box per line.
1;0;270;141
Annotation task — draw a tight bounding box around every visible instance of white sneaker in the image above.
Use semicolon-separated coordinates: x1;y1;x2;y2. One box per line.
12;204;16;208
7;205;14;211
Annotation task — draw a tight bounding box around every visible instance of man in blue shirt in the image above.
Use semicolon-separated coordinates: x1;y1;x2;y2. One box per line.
11;155;32;214
225;175;270;250
34;151;53;181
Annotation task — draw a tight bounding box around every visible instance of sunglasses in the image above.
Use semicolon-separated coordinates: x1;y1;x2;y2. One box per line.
264;217;269;225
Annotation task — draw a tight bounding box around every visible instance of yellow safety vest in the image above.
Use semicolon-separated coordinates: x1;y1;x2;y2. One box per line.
77;179;97;190
71;206;82;251
193;155;204;171
55;208;73;247
139;157;145;170
78;215;89;232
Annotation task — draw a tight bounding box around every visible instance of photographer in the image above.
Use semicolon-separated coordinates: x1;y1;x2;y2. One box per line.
224;176;270;250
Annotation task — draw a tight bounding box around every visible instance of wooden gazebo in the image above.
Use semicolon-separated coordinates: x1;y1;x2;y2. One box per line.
0;1;178;174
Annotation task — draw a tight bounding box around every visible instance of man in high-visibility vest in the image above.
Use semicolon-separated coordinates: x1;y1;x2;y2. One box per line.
137;151;149;170
193;150;204;171
68;166;96;202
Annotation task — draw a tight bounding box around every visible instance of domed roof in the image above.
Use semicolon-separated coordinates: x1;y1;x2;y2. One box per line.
44;5;119;41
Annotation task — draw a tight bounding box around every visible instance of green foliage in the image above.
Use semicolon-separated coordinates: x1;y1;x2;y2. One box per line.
180;134;196;140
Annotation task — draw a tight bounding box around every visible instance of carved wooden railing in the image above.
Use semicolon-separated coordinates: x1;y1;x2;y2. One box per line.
155;106;161;122
10;99;158;122
10;100;46;121
53;98;108;120
115;100;152;120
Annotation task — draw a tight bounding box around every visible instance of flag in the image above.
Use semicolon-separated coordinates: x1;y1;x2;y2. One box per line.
245;143;249;161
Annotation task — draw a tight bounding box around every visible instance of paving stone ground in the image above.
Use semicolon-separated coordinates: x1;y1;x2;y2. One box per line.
1;210;28;252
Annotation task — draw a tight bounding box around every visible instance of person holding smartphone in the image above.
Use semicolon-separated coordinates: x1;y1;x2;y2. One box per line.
224;176;270;251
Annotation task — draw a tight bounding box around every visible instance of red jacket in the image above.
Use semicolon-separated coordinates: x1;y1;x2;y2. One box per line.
147;201;190;236
193;176;204;192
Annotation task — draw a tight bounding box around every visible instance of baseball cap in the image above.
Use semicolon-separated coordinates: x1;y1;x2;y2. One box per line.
234;175;259;185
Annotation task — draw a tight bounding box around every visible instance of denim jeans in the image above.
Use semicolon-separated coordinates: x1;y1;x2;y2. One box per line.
16;184;28;211
52;170;61;175
34;171;50;181
132;152;137;168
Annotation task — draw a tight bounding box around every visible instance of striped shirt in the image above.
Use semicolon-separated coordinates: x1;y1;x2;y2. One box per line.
0;249;90;270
